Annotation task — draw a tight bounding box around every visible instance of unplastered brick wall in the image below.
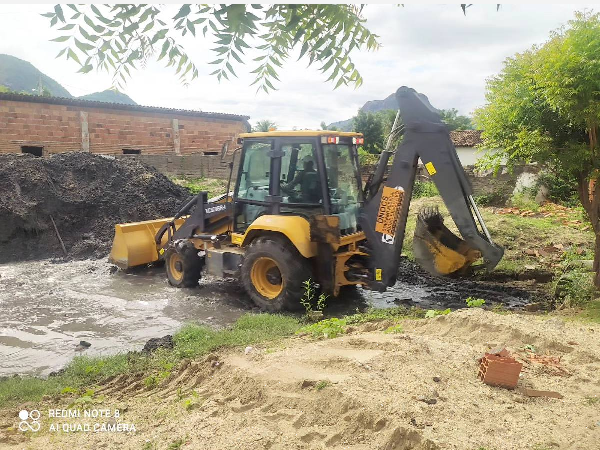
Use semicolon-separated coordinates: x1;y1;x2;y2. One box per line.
114;153;237;179
0;97;247;156
0;100;81;154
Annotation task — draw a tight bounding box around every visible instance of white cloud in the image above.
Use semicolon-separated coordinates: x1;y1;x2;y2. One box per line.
0;4;594;129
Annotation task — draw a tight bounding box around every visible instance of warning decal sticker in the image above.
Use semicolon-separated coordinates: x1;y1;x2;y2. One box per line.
425;162;437;176
375;186;404;236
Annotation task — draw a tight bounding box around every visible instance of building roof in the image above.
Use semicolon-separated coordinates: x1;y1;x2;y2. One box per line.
0;92;250;122
240;130;363;138
449;130;483;147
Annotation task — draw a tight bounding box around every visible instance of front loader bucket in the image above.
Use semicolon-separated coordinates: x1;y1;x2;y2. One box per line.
413;208;481;276
108;217;186;269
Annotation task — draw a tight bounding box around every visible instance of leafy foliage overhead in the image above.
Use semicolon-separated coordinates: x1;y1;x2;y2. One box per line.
44;4;380;93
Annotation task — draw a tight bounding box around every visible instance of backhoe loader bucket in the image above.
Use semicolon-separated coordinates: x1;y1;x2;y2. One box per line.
108;217;186;270
413;208;480;276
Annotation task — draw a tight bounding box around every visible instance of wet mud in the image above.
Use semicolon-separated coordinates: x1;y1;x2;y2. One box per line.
0;256;538;376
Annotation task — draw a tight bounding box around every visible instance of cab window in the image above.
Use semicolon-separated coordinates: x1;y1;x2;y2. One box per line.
280;142;322;204
323;144;361;233
234;141;271;231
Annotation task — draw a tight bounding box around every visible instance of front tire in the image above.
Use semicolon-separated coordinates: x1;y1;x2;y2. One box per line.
165;242;202;288
241;236;312;311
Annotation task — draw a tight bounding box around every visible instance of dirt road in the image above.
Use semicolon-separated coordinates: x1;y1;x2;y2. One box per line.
3;309;598;449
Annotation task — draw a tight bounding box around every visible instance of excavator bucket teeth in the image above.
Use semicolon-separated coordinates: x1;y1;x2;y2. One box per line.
413;207;481;276
108;217;186;270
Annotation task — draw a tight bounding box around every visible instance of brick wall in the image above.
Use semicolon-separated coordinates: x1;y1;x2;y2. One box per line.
0;98;247;156
114;153;237;179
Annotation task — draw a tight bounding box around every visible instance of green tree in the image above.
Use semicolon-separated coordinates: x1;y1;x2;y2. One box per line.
352;110;384;154
43;4;379;92
253;120;277;132
474;11;600;287
439;108;474;131
320;121;338;131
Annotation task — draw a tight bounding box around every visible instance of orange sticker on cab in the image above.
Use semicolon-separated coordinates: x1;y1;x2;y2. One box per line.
375;186;405;236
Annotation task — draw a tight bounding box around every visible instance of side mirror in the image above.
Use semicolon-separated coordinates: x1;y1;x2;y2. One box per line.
220;141;229;160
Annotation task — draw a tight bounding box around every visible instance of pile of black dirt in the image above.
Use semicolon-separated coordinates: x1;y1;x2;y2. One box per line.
0;153;192;263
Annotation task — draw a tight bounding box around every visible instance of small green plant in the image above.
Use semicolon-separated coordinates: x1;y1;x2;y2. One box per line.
315;380;329;391
466;297;486;308
491;303;510;315
584;396;599;406
168;438;185;450
554;269;595;308
300;279;328;318
182;391;200;411
425;308;451;318
384;324;404;334
60;386;77;395
298;318;346;339
142;441;157;450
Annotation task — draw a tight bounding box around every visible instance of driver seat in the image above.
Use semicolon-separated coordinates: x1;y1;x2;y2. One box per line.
301;171;320;203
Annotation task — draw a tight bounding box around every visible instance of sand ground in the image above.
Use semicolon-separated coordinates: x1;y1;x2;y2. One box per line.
2;309;599;450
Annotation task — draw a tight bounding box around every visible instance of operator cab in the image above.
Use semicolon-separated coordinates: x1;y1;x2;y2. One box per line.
233;131;364;235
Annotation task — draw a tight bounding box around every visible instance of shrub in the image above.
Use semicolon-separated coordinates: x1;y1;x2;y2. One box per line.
474;190;509;206
412;181;439;198
509;192;539;211
535;171;580;207
465;297;486;308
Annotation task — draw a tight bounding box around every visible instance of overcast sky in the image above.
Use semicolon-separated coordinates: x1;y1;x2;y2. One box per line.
0;4;595;129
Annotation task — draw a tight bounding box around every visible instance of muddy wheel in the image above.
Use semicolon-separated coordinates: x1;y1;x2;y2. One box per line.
165;245;201;288
241;236;312;311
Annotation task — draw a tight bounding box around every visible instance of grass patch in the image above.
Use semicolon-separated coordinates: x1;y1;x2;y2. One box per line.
0;314;299;408
576;300;600;323
403;197;594;281
170;177;228;197
412;181;439;199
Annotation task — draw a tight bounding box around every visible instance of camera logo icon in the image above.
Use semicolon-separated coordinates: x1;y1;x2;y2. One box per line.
18;409;41;432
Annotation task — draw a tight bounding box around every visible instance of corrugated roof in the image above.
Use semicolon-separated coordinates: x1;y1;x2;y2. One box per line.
0;92;250;121
450;130;483;147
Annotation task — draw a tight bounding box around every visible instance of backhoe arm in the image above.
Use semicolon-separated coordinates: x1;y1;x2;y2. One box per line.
358;86;504;288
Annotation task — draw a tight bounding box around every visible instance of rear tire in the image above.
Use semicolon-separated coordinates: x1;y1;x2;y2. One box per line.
165;242;202;288
241;236;312;311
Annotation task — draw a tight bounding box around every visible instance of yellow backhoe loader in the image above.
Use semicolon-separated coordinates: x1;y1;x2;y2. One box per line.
109;87;504;311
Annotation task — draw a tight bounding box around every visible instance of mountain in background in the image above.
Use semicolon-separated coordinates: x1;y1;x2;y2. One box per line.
0;54;71;97
0;54;137;105
327;92;399;131
78;89;137;105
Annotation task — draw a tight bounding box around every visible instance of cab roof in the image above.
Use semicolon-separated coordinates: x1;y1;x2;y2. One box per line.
239;130;363;138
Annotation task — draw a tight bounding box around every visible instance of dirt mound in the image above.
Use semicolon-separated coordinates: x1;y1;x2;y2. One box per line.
4;310;598;449
0;153;191;263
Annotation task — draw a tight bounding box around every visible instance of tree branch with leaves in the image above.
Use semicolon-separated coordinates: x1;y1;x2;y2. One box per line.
44;4;380;92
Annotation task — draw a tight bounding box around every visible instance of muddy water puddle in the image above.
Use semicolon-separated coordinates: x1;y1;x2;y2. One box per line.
0;258;533;376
